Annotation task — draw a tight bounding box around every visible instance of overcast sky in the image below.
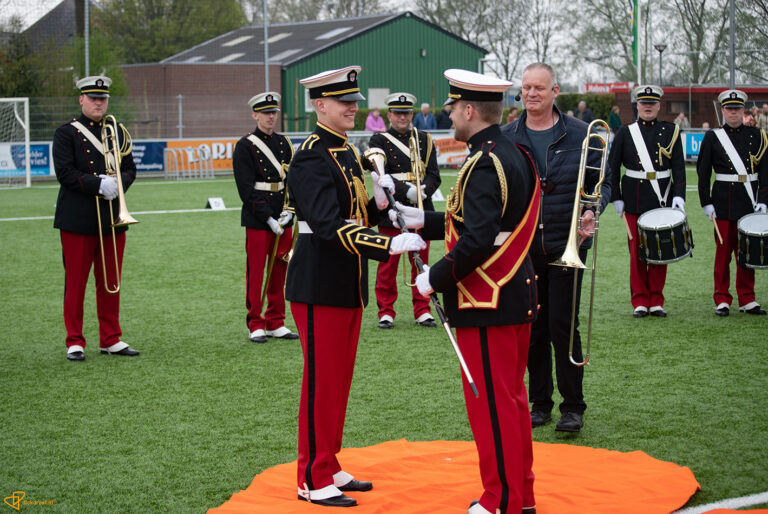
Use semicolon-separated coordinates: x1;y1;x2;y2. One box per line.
3;0;62;28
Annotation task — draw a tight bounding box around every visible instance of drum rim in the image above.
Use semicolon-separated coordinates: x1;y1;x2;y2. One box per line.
643;248;693;265
637;207;687;230
737;212;768;236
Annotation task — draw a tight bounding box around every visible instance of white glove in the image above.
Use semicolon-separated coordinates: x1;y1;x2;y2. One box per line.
277;210;293;226
371;171;394;210
406;183;427;203
267;217;284;235
755;203;767;214
671;196;685;212
613;200;624;217
99;175;118;201
389;201;425;229
703;204;715;220
389;232;426;255
415;264;434;297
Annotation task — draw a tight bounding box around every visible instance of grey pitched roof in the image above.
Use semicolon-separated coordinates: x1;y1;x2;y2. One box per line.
160;11;486;67
22;0;100;52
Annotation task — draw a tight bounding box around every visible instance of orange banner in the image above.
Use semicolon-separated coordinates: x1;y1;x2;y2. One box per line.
166;138;238;171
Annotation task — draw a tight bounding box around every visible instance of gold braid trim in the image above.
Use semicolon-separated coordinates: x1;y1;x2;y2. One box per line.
352;176;370;227
750;129;768;171
422;132;434;179
658;123;680;162
446;152;483;225
489;152;508;218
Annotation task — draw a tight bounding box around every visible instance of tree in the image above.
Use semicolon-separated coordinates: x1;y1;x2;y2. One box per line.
736;0;768;82
97;0;248;63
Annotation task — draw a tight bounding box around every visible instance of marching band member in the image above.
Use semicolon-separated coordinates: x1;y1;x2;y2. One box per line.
286;66;425;507
697;89;768;316
233;92;298;343
53;75;139;361
368;92;441;329
400;68;540;514
609;85;686;318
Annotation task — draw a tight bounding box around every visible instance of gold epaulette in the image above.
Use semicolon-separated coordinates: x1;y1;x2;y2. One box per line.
283;134;295;159
301;134;319;150
751;129;768;170
658;123;680;162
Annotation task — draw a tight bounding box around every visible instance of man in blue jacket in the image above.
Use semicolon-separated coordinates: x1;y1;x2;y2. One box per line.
501;63;611;433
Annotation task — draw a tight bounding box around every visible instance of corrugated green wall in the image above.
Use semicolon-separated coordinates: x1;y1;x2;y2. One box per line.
281;14;485;132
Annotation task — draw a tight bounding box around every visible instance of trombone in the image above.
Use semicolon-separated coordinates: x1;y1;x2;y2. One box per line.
402;128;426;286
97;115;138;294
550;119;610;366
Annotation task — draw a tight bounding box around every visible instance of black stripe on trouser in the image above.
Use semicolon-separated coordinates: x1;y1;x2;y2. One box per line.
480;326;509;513
304;304;316;490
244;232;251;313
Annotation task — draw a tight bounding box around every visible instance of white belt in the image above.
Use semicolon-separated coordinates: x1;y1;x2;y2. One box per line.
390;172;415;181
715;173;758;183
494;231;511;246
298;219;358;234
625;169;671;180
254;181;284;192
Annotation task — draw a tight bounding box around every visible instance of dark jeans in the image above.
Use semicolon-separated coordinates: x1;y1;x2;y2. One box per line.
527;251;587;415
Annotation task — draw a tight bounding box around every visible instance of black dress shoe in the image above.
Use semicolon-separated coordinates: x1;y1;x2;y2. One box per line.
633;307;649;318
522;508;537;514
530;410;551;428
417;318;437;327
741;305;767;315
100;347;140;356
274;332;299;339
555;412;583;433
649;308;667;317
67;351;85;361
297;493;357;507
715;306;730;317
338;479;373;492
378;319;393;329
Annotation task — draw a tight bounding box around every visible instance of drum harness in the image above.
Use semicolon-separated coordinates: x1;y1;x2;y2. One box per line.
712;128;763;210
627;122;675;207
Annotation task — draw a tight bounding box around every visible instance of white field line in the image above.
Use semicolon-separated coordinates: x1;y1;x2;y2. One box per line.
0;207;239;222
674;491;768;513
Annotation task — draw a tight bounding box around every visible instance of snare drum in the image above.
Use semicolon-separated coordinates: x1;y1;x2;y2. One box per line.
637;208;694;264
737;213;768;269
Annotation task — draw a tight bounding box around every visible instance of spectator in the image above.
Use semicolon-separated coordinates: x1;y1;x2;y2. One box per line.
573;100;594;124
674;112;690;129
608;105;621;134
413;103;437;130
566;109;574;117
435;102;452;129
506;107;520;124
757;104;768;131
701;121;710;129
365;108;386;132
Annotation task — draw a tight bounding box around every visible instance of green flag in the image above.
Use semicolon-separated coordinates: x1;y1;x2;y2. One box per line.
631;0;638;64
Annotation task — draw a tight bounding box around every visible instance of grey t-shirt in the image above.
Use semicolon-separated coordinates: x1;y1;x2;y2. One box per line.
524;123;562;177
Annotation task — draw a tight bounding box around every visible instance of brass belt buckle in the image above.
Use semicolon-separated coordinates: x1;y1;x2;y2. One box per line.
646;171;656;180
738;175;747;183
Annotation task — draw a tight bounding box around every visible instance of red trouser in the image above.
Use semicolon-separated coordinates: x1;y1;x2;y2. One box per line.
60;230;125;348
457;324;535;514
713;218;755;307
292;302;363;491
625;213;668;308
375;226;431;320
245;227;293;332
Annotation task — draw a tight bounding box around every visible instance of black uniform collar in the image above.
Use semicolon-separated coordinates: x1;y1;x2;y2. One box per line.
253;126;273;140
724;124;743;133
639;118;657;127
79;113;103;130
387;126;410;140
315;122;348;147
466;124;501;151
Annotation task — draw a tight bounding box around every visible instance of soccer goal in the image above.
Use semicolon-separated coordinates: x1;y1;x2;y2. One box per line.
0;98;31;188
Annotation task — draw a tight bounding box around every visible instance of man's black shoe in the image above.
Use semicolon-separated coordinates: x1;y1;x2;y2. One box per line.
378;320;393;329
522;508;537;514
740;305;767;315
555;412;583;433
649;308;667;317
417;318;437;327
67;351;84;361
633;307;649;318
530;410;551;428
338;479;373;492
715;306;730;317
100;347;140;356
297;493;357;507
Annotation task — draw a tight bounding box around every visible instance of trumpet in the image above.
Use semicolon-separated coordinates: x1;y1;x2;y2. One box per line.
97;115;138;294
550;119;610;366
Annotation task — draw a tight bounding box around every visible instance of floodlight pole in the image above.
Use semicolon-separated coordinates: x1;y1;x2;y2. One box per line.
654;44;666;86
728;0;735;89
84;0;89;76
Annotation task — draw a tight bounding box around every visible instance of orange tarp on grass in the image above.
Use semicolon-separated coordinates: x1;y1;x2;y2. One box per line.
210;439;701;513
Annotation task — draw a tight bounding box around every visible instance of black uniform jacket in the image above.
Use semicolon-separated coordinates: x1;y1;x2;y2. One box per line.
285;123;392;309
367;127;441;229
233;127;294;230
53;114;136;235
609;118;686;214
697;124;768;221
421;124;538;328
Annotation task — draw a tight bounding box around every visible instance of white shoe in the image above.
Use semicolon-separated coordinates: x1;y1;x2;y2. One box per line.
249;329;267;343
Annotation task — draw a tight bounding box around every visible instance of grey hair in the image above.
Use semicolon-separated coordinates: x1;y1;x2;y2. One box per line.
522;62;558;88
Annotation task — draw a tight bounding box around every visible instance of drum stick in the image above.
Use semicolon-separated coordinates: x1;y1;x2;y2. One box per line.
712;215;724;245
621;213;633;241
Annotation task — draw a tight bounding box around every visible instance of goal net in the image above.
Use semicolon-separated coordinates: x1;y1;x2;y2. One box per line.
0;98;31;188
